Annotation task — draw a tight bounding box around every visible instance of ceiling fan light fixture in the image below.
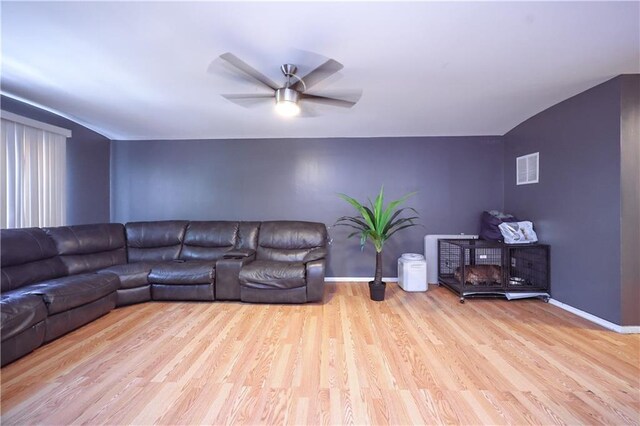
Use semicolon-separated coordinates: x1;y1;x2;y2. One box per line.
275;87;300;117
275;100;300;117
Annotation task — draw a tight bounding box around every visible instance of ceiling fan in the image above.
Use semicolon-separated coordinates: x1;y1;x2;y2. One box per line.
218;52;361;117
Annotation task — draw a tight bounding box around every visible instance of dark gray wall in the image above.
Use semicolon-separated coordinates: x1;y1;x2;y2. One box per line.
1;96;111;225
620;75;640;326
504;77;623;324
111;136;504;277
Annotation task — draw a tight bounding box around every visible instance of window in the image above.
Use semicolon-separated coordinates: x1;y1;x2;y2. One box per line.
1;111;71;228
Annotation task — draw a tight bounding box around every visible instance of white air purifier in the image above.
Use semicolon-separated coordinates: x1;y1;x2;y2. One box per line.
397;253;427;292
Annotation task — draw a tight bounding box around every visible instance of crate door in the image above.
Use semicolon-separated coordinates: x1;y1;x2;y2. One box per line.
438;240;463;287
462;244;504;289
506;246;549;291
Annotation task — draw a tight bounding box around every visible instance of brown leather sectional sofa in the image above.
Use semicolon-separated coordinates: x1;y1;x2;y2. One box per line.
0;220;327;366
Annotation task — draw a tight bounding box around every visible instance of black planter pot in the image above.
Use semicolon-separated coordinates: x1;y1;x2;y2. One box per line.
368;281;386;301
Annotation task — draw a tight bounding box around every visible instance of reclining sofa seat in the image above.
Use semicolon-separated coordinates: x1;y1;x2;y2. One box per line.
1;228;63;365
124;220;211;300
124;220;261;301
239;221;327;304
0;225;123;366
40;224;125;340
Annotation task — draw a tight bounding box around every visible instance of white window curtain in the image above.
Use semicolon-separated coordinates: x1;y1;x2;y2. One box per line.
1;116;68;229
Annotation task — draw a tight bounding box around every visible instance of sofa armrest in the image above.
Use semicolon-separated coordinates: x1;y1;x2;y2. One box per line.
215;255;255;300
305;259;325;302
302;248;327;263
223;249;256;259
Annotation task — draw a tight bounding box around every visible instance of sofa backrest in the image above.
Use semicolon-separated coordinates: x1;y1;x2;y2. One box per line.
45;223;127;275
180;221;238;261
256;221;327;262
125;220;188;262
237;221;261;251
1;228;66;292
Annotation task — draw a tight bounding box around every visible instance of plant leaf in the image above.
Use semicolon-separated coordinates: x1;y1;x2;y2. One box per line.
380;192;416;230
337;194;367;216
360;232;367;251
338;193;377;231
382;208;417;234
347;231;363;239
335;216;369;229
334;223;367;233
360;205;376;231
387;220;419;237
387;216;419;232
387;223;419;239
374;186;384;232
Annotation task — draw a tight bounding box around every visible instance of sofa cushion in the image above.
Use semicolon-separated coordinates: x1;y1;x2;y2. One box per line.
0;292;48;342
256;221;327;262
1;258;67;294
180;221;238;261
126;221;189;262
149;261;215;285
98;263;152;289
239;260;306;290
24;273;120;315
45;224;127;275
1;228;66;292
1;227;58;267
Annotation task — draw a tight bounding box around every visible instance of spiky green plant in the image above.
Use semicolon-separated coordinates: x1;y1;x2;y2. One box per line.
335;186;419;286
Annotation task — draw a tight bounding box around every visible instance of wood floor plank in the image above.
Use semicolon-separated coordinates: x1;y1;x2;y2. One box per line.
1;283;638;425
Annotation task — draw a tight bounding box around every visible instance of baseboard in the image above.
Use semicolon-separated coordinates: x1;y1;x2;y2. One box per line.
549;298;639;334
325;277;398;283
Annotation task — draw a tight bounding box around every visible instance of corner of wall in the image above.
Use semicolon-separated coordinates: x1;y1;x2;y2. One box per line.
619;74;640;326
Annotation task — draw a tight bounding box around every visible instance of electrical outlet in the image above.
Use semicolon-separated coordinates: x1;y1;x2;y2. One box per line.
511;257;517;267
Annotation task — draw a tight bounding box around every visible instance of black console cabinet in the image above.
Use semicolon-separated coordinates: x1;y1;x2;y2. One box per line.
437;239;550;303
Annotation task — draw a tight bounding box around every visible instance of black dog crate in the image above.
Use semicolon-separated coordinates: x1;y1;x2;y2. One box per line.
438;239;550;303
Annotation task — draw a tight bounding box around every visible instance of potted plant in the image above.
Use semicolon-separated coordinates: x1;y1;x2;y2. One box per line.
335;186;419;301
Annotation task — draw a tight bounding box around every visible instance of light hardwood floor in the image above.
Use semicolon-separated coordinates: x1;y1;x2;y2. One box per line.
1;283;638;425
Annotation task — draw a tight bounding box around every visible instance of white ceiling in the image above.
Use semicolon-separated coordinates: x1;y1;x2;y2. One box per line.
2;1;639;140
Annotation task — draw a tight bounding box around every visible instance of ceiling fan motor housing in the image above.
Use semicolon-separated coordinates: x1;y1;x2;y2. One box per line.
275;87;300;104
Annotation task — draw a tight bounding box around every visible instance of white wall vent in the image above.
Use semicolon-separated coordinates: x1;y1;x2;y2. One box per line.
516;152;539;185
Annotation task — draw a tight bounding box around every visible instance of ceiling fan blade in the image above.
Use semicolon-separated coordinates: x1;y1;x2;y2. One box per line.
301;92;361;108
219;53;280;90
209;58;263;86
290;59;343;92
298;104;318;118
222;93;274;99
222;93;274;108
